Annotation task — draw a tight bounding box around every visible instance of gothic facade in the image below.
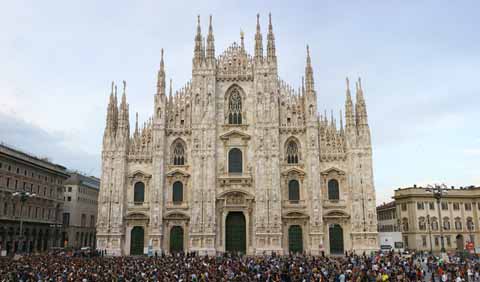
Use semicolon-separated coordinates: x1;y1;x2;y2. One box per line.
96;14;378;256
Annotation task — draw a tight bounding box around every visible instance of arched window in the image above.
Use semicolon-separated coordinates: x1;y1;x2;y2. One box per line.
288;180;300;202
402;218;409;231
328;179;340;201
228;148;243;173
455;217;462;230
172;181;183;203
443;217;451;230
431;217;439;231
286;140;299;164
228;88;242;125
134;182;145;203
467;217;474;231
418;217;426;231
172;140;186;165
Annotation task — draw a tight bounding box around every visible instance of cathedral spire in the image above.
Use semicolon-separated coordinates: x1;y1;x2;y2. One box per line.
266;13;276;63
240;30;245;50
134;112;139;136
305;45;315;95
355;77;369;127
157;49;166;96
345;77;355;129
206;15;215;62
193;15;204;65
254;13;263;61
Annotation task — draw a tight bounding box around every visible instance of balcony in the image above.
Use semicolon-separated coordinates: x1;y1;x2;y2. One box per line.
282;200;307;209
166;201;189;210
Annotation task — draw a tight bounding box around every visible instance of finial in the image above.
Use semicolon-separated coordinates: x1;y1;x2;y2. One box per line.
256;13;260;30
197;14;200;25
269;13;272;30
160;48;164;68
169;79;173;96
110;81;114;95
114;85;117;97
122;80;126;93
358;77;362;90
346;77;350;90
240;29;245;48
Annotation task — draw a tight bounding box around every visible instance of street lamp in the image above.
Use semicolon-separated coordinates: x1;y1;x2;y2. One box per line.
426;184;448;254
12;191;36;254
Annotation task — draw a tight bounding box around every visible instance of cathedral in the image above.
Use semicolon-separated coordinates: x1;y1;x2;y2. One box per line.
96;14;378;256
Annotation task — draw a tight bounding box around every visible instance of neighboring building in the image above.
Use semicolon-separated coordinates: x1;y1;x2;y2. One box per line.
63;172;100;249
0;143;69;254
377;201;403;252
377;201;398;232
97;14;378;256
394;185;480;253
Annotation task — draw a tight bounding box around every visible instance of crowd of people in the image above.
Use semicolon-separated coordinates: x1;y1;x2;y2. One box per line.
1;250;479;282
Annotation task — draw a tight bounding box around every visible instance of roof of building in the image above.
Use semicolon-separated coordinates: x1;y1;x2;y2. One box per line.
394;184;480;199
65;171;100;190
376;201;396;210
0;142;69;176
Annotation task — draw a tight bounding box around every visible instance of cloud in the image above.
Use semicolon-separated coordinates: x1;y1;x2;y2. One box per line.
463;148;480;156
0;112;100;176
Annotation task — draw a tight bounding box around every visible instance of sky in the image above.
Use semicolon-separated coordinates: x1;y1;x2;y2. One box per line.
0;0;479;204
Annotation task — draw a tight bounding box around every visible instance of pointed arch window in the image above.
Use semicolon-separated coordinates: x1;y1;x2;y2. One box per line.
172;140;186;166
134;182;145;204
328;179;340;201
288;180;300;202
228;88;242;125
286;140;299;164
228;148;243;173
172;181;183;203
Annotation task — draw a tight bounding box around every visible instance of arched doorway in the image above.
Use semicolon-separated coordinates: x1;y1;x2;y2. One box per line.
170;226;184;254
288;225;303;254
329;224;344;254
130;226;144;255
456;234;464;251
226;212;246;254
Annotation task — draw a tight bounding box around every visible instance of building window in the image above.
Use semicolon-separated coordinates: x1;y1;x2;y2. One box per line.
446;236;451;246
441;202;448;210
422;236;427;247
453;203;460;210
434;236;439;247
465;203;472;211
228;87;242;125
417;202;424;210
429;202;435;210
172;181;183;203
431;217;439;230
418;217;426;231
401;203;407;211
228;148;243;173
134;182;145;203
90;215;95;227
63;213;70;226
67;196;71;202
81;214;86;227
467;217;474;231
402;218;409;231
172;141;186;165
68;186;72;192
328;179;340;201
454;218;462;230
288;180;300;202
286;140;299;164
6;178;9;188
443;217;451;230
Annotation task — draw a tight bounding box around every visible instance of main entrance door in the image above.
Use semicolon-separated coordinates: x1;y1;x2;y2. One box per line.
130;226;144;255
288;225;303;254
170;226;184;254
329;224;344;254
226;212;246;254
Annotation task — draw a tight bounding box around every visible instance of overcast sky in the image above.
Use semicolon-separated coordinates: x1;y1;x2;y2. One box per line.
1;0;479;204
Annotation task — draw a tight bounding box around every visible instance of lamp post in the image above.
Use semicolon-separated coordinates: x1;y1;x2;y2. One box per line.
12;191;36;254
426;184;448;254
427;214;433;254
